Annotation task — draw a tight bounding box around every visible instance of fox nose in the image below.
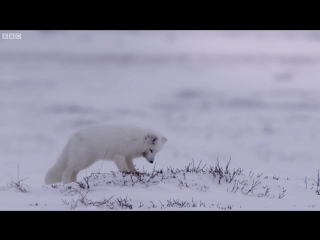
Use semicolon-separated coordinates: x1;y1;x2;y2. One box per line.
149;161;153;163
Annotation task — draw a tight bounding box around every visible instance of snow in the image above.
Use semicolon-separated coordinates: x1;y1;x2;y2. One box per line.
1;30;320;210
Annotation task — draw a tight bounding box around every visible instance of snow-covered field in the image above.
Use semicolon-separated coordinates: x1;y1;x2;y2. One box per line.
1;30;320;210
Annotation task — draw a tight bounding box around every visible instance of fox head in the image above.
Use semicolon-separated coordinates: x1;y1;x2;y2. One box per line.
142;134;168;163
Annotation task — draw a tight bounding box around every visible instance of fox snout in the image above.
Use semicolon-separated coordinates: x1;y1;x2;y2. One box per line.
143;151;154;163
146;158;154;163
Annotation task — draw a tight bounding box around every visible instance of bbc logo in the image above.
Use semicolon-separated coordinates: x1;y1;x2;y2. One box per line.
2;33;22;40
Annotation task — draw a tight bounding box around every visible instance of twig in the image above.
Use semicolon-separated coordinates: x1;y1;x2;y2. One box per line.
98;149;108;173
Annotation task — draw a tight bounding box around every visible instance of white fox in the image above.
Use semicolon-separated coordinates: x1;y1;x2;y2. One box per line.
45;124;167;184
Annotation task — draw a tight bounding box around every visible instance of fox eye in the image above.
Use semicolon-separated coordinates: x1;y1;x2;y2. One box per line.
150;149;153;153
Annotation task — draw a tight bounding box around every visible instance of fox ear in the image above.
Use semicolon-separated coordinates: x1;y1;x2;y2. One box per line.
162;137;168;144
146;135;158;145
146;134;167;145
152;137;157;144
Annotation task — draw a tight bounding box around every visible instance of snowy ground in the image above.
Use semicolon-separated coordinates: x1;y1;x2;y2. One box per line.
1;30;320;210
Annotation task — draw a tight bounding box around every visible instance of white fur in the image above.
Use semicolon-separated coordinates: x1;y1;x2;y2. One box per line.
45;124;167;184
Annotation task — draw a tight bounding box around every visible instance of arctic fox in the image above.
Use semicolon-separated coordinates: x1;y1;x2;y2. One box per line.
45;124;167;184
